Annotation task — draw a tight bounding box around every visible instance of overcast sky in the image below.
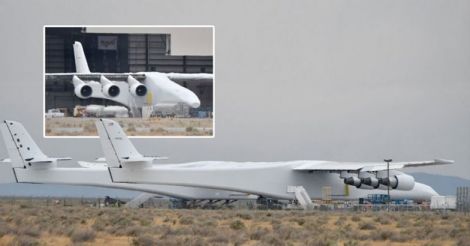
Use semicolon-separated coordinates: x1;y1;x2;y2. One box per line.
0;0;469;179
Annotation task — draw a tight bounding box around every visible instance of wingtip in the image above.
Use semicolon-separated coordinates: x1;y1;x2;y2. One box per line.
434;159;454;164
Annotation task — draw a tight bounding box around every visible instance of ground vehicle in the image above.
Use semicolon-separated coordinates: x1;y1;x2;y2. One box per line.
45;108;65;118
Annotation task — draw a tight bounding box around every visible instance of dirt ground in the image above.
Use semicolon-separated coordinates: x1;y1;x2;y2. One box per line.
45;117;213;137
0;201;468;246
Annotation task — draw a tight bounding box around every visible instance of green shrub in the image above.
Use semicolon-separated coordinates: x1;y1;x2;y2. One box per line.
359;221;376;230
132;234;155;246
70;229;96;242
9;235;39;246
372;229;394;240
250;227;269;240
230;220;245;230
294;217;306;226
236;212;252;220
351;215;361;222
179;216;194;225
208;234;229;244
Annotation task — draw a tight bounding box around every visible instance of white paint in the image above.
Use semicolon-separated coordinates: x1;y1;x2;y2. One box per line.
72;42;90;74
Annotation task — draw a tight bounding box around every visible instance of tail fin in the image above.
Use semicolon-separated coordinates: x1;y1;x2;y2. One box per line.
95;119;145;168
0;121;48;168
73;41;91;73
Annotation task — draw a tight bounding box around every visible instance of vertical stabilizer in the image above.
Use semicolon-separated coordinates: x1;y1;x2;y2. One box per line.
0;121;48;168
95;119;144;168
73;41;91;73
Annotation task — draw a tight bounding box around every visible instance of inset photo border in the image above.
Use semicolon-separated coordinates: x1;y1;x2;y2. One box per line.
43;25;214;138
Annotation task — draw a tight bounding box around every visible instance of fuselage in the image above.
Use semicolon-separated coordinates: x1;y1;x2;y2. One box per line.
0;164;256;200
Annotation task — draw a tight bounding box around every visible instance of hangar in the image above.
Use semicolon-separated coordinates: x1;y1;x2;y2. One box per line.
45;27;213;117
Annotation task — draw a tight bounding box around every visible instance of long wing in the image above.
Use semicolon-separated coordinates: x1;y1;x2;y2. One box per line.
47;41;213;83
293;159;454;172
45;72;213;83
45;73;146;82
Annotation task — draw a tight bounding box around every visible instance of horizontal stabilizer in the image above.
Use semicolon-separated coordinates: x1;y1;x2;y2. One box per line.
24;157;72;164
1;157;71;165
0;120;50;168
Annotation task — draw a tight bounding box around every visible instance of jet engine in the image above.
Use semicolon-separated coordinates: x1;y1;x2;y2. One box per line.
379;174;415;191
344;176;375;189
344;176;361;187
72;76;93;99
128;76;147;97
361;176;380;188
100;76;120;98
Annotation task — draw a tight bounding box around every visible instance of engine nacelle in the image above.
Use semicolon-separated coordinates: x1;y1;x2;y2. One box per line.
356;183;374;190
361;177;380;188
344;177;376;189
72;76;93;99
100;76;120;98
128;76;147;97
380;174;415;191
344;177;361;187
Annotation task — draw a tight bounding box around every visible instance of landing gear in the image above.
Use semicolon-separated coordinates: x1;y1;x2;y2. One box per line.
256;196;283;210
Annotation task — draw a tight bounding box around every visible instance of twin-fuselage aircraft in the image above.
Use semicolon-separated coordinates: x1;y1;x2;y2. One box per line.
0;120;452;206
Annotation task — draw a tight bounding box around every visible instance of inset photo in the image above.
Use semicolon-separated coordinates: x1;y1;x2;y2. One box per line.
44;25;214;137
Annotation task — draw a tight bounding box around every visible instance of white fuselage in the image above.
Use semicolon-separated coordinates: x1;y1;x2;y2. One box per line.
0;164;256;200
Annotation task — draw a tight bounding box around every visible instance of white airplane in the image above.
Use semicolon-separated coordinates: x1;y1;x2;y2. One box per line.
0;120;257;201
95;119;451;202
46;41;211;113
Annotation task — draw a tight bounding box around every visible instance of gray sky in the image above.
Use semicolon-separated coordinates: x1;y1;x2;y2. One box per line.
0;0;469;179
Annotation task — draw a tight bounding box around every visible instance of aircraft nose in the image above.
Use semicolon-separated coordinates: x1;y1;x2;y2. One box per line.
184;91;201;108
425;185;439;197
413;182;439;201
416;182;439;200
189;99;201;108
